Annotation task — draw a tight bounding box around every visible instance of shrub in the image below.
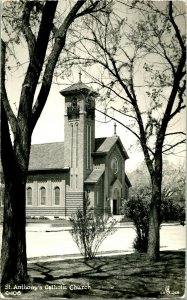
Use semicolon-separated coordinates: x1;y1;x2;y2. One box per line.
69;200;117;259
122;196;150;253
122;193;185;253
160;199;185;224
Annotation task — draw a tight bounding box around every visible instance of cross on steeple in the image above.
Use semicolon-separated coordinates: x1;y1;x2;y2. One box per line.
79;70;82;82
114;122;117;135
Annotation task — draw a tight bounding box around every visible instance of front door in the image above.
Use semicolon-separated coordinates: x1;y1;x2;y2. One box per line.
113;199;117;215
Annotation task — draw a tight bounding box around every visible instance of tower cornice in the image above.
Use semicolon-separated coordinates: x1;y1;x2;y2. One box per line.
60;82;99;97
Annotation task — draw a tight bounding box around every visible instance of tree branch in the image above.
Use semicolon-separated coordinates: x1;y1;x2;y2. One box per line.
81;67;132;104
1;39;17;137
31;0;91;131
111;106;138;121
91;27;154;175
169;80;186;121
169;1;185;52
158;43;186;148
96;107;155;159
75;1;101;19
96;108;141;141
18;1;58;125
158;36;176;76
162;139;186;153
22;2;36;58
165;131;185;136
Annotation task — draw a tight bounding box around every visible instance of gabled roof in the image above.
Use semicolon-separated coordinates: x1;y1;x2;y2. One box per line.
28;136;128;171
29;142;64;171
84;168;105;184
125;174;132;187
94;137;106;151
60;81;99;97
95;136;118;153
94;136;129;159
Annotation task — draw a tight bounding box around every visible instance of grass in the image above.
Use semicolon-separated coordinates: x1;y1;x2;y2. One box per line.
2;251;185;299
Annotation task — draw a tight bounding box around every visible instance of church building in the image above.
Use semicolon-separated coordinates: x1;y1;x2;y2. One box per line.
26;77;131;218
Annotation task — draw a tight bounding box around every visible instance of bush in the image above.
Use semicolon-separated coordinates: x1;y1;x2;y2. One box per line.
160;199;185;224
69;200;117;259
122;196;150;253
122;194;185;253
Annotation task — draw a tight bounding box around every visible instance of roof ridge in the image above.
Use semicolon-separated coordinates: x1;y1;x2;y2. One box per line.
31;141;64;146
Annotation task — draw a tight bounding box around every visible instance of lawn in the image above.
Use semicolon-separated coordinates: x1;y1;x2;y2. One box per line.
2;251;185;299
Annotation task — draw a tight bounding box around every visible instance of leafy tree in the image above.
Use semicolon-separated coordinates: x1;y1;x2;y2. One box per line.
63;0;186;260
122;162;185;252
161;162;185;224
70;197;117;259
129;161;185;215
1;0;109;287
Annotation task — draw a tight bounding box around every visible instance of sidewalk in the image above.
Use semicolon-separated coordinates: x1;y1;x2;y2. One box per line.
26;221;134;232
26;222;183;232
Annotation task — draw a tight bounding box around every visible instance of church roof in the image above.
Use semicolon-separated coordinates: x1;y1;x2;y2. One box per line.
28;136;128;171
29;142;64;171
94;136;129;159
125;174;132;187
84;168;105;184
60;81;99;97
95;136;118;153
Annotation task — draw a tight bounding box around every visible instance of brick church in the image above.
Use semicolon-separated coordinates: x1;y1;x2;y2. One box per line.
25;77;131;218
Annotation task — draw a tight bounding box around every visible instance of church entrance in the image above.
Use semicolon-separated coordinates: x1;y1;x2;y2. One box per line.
110;179;122;216
113;199;117;215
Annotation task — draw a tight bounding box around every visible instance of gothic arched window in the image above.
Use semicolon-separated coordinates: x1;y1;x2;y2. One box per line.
40;187;46;205
54;187;60;205
111;157;118;174
27;187;32;205
113;188;119;200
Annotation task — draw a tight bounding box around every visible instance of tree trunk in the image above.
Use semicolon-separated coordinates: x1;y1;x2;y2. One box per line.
147;171;162;261
1;102;29;288
1;173;28;288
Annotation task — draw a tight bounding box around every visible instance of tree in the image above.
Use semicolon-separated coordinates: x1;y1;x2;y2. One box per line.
1;0;109;287
160;162;185;224
62;0;186;260
129;161;185;217
122;162;185;252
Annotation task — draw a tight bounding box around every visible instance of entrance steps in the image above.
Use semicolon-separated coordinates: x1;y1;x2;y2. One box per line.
109;215;124;222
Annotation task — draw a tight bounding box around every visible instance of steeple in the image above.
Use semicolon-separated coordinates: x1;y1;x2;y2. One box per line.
60;75;99;192
60;78;98;97
78;70;82;82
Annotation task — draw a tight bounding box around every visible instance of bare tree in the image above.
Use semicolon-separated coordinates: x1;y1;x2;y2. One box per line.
1;0;108;287
62;0;186;260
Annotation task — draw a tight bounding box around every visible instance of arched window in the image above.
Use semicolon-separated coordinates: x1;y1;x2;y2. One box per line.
72;97;77;107
40;187;46;205
54;187;60;205
113;188;119;200
27;187;32;205
111;157;118;174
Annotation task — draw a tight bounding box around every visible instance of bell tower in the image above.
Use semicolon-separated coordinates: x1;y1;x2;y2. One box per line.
60;75;99;193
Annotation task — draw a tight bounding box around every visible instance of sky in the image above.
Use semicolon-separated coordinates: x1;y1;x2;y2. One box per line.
31;80;145;173
30;75;185;173
2;0;186;173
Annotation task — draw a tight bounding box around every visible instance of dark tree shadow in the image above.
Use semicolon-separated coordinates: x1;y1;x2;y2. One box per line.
18;251;185;299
